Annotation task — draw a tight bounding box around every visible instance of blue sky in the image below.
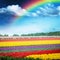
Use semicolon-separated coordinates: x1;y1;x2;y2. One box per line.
0;3;60;35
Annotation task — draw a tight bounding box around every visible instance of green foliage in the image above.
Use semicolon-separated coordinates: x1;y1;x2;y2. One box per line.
13;34;19;36
0;31;60;37
0;34;3;36
4;34;8;36
0;56;42;60
0;34;9;36
0;56;60;60
21;31;60;36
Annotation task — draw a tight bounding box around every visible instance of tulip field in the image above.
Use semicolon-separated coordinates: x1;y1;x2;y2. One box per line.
0;36;60;59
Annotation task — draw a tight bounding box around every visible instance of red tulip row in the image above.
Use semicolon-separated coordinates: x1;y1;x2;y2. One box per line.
0;49;60;58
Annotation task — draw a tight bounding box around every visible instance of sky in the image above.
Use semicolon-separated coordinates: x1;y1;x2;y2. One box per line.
0;0;34;8
0;0;60;35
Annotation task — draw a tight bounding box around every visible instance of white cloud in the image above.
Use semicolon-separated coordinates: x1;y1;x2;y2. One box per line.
0;5;28;16
57;6;60;11
32;13;38;16
36;10;41;14
7;5;28;16
38;4;59;16
46;3;54;7
0;4;60;17
39;7;46;11
47;3;53;6
29;4;59;16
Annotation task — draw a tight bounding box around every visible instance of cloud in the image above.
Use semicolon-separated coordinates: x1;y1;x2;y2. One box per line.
57;6;60;11
0;8;10;13
0;6;17;26
31;13;38;17
0;5;28;16
36;10;41;14
0;8;6;13
7;5;28;16
0;4;60;17
27;3;59;17
57;6;60;15
47;3;54;7
36;3;59;16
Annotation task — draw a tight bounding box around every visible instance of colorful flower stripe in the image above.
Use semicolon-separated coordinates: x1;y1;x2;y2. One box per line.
26;53;60;59
0;49;60;58
0;37;60;58
0;44;60;52
0;40;60;47
0;37;60;42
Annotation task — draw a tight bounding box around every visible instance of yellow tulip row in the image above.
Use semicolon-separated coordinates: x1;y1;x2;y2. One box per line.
26;53;60;59
0;40;60;47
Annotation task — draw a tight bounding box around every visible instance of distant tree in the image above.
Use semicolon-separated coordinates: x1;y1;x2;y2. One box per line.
13;34;19;36
21;31;60;36
0;34;3;36
4;34;9;36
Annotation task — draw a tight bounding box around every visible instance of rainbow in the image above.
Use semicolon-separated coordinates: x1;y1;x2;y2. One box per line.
10;0;60;25
15;0;60;19
23;0;60;11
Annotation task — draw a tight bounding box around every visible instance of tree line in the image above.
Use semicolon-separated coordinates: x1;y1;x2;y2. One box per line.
0;31;60;36
21;31;60;36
